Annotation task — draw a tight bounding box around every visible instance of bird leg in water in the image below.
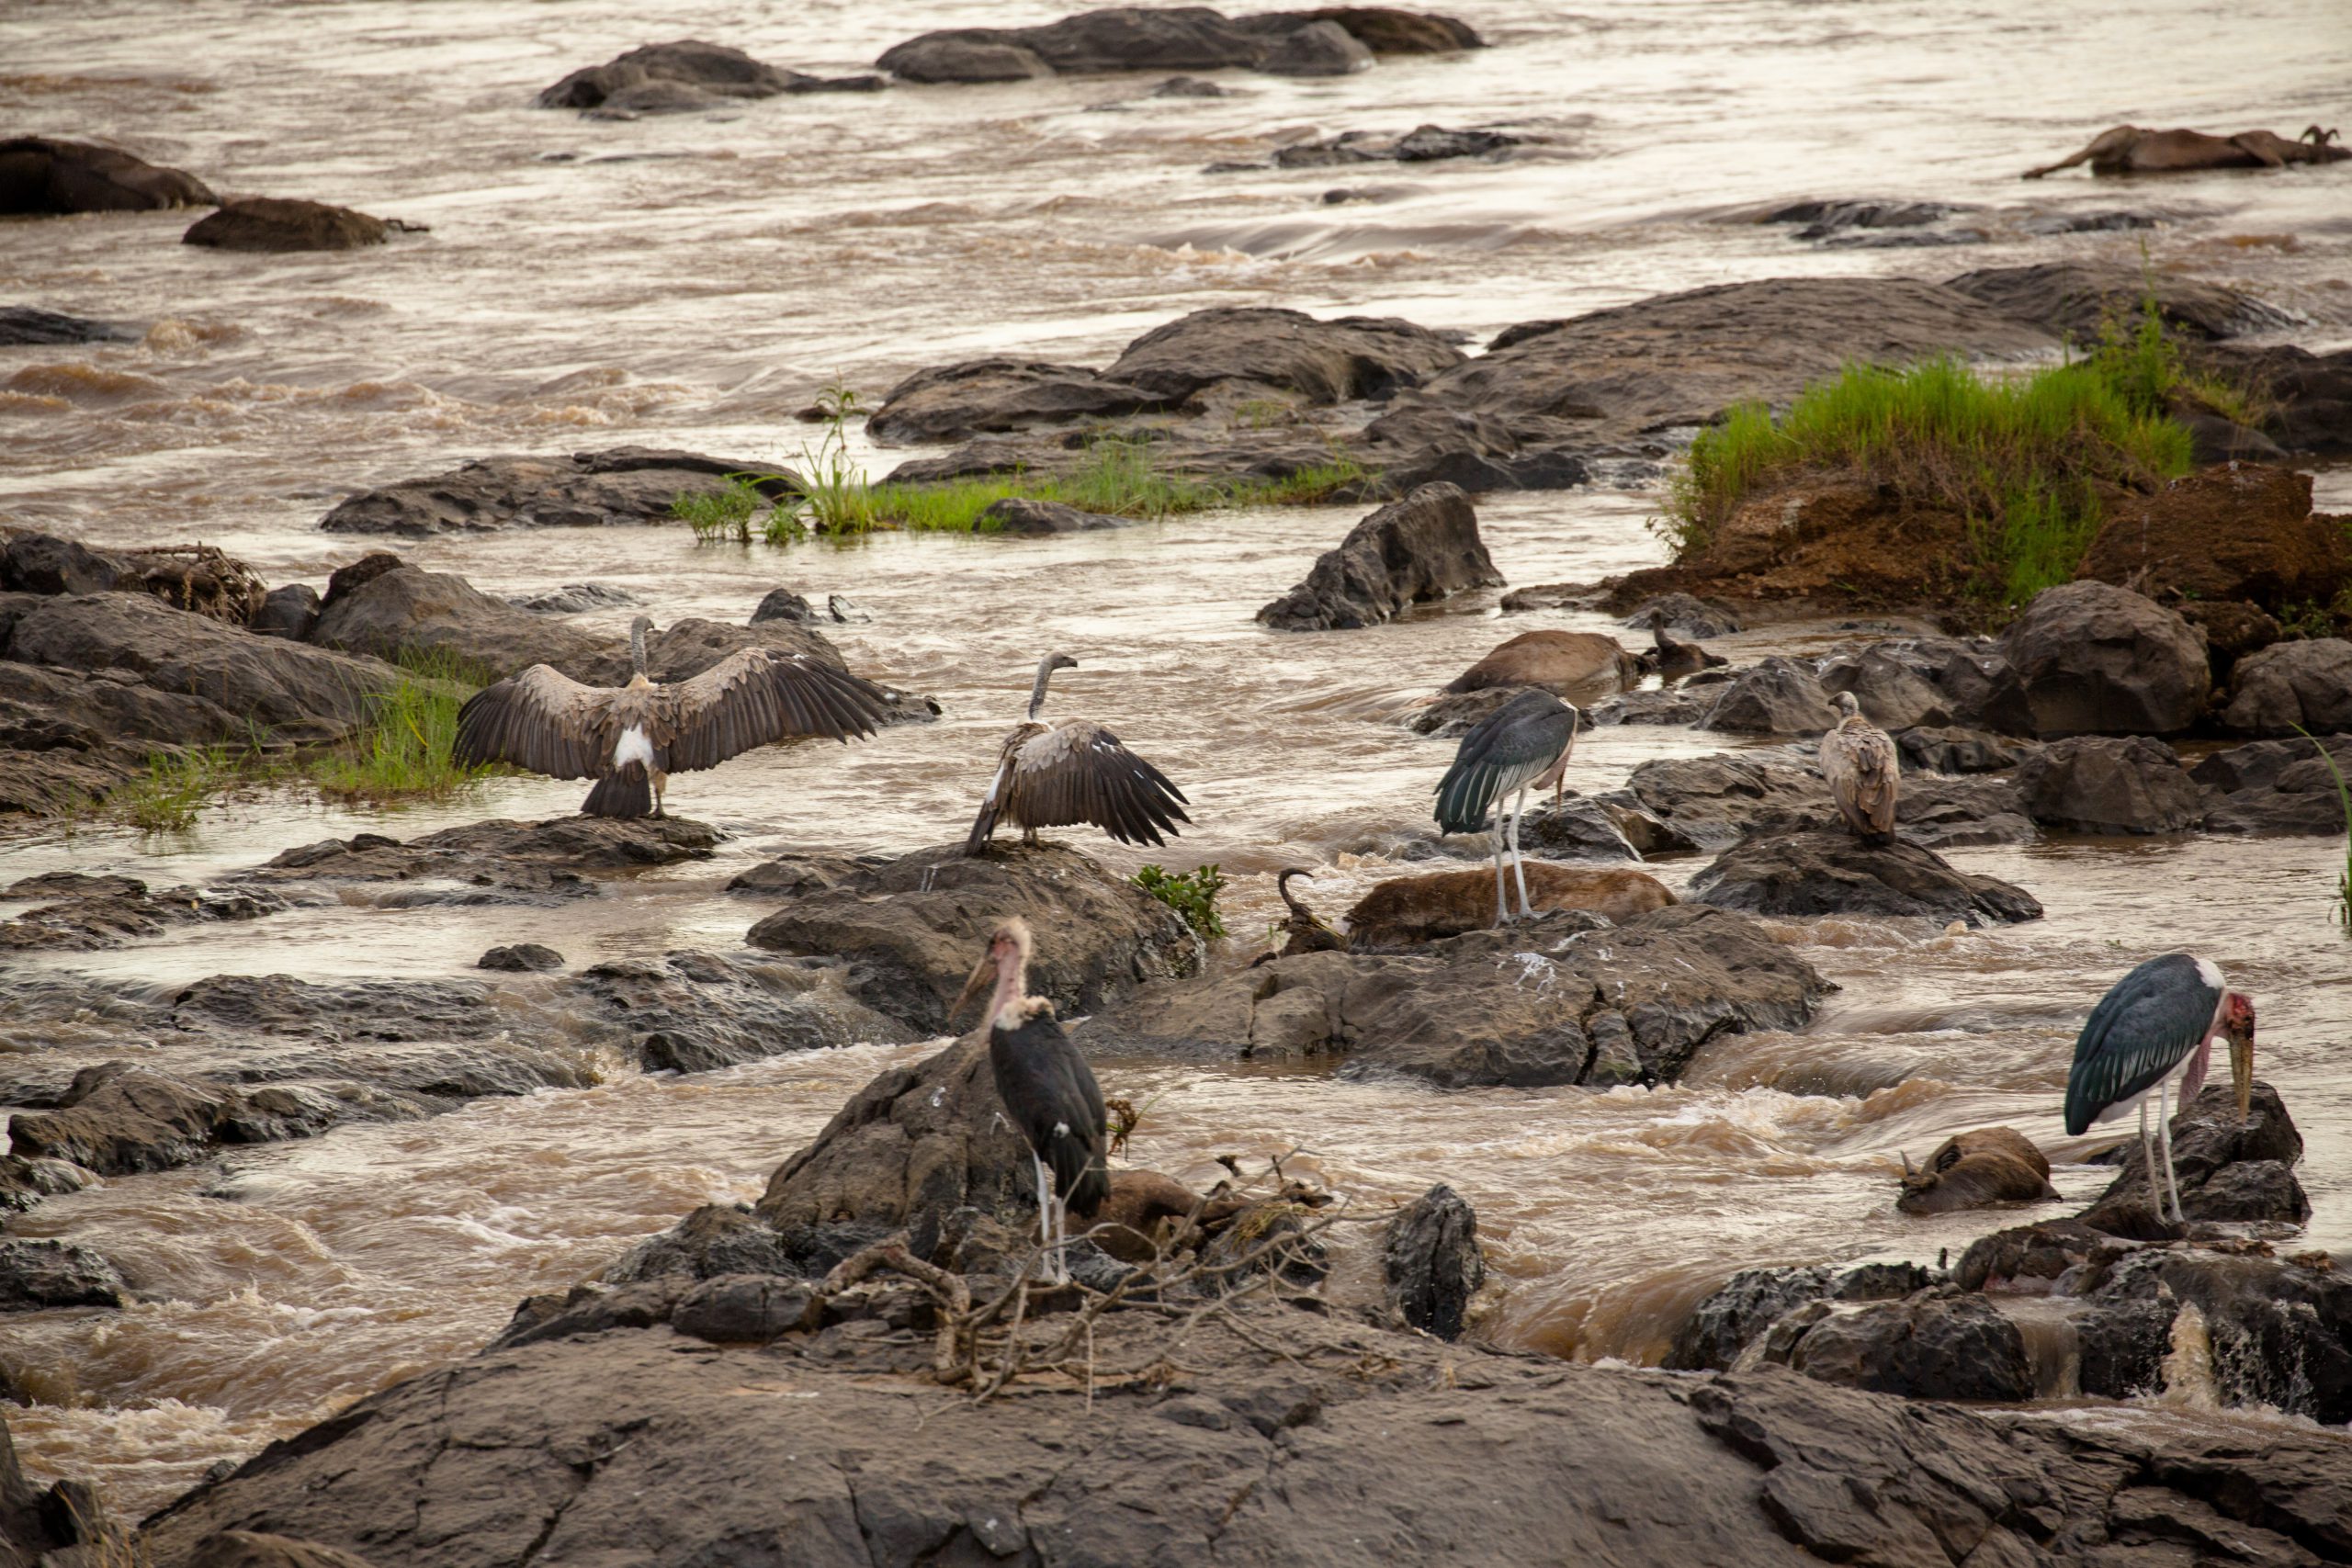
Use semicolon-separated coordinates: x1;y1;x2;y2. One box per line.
1509;785;1533;919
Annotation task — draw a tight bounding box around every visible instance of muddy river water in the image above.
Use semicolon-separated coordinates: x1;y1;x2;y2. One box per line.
4;0;2351;1517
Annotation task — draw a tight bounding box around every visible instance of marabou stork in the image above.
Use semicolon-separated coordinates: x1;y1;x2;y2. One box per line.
1818;691;1899;844
1432;689;1580;924
2064;954;2256;1224
964;653;1191;855
953;916;1111;1284
453;615;888;818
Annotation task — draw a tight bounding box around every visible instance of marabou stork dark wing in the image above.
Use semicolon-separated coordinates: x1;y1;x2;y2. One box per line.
1433;689;1577;835
2063;953;2222;1135
990;1012;1110;1216
1002;720;1192;847
662;649;888;773
454;664;612;779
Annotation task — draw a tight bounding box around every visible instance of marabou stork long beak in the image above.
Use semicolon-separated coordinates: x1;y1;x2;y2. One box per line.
950;953;996;1025
2230;1026;2255;1123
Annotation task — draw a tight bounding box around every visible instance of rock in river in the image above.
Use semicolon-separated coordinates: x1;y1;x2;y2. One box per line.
1688;829;2042;926
183;198;395;253
1257;482;1501;630
0;135;217;213
876;6;1480;83
2223;637;2352;737
744;842;1200;1034
317;447;798;536
2077;464;2350;614
535;39;883;111
2014;735;2209;834
1997;581;2211;737
1697;656;1838;734
0;1237;128;1312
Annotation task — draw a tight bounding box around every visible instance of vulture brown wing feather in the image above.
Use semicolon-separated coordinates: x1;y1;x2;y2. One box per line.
454;664;609;778
665;650;888;773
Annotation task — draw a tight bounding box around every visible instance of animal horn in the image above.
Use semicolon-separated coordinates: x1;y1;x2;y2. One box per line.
1900;1150;1917;1179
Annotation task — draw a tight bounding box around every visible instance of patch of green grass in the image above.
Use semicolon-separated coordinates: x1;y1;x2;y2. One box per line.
1660;353;2193;608
311;646;503;806
118;746;243;835
1134;863;1227;942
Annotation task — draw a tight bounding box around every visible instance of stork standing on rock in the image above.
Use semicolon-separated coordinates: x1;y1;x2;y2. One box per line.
953;916;1110;1285
965;653;1191;855
453;615;889;818
1819;691;1899;845
2064;954;2256;1224
1432;689;1579;924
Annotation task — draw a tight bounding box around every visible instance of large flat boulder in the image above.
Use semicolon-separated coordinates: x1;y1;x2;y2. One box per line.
743;843;1200;1034
318;448;797;536
865;358;1162;444
876;6;1477;81
1997;581;2211;737
1101;306;1464;405
535;39;882;110
1257;482;1500;630
1688;830;2043;925
0;136;216;214
1074;904;1825;1088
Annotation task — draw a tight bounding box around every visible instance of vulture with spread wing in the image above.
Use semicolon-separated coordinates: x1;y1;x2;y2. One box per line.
454;615;889;819
965;653;1191;854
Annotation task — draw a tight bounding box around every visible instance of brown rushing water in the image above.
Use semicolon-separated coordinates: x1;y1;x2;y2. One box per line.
6;0;2352;1517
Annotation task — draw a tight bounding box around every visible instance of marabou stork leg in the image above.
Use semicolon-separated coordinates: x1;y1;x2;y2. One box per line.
2158;1078;2184;1224
1509;785;1533;919
2138;1097;2161;1214
1490;811;1511;925
1033;1155;1053;1280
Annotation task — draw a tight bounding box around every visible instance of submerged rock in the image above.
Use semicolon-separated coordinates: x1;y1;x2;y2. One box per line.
0;135;217;214
744;843;1199;1034
183;198;394;253
476;942;563;973
318;447;798;536
0;874;290;953
1076;904;1824;1089
1688;829;2042;925
0;305;141;345
978;496;1137;533
535;39;884;110
565;950;915;1072
1257;482;1501;630
1268;122;1520;167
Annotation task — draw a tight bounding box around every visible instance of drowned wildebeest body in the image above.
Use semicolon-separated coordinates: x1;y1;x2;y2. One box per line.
2023;124;2346;178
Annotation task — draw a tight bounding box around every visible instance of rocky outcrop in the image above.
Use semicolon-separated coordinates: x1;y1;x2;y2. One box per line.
0;135;216;213
0;305;140;345
535;39;883;112
865;359;1163;443
1998;581;2211;737
566;950;914;1073
744;843;1200;1033
2078;465;2350;612
244;815;718;902
2081;1081;2308;1227
1754;1289;2034;1402
183;198;394;253
1076;905;1824;1088
2196;735;2352;835
1382;1183;1482;1339
2014;736;2209;834
876;6;1478;82
1666;1261;1936;1371
0;1237;128;1311
1343;863;1675;943
1944;260;2300;344
1697;656;1838;733
2223;638;2352;736
1894;1126;2058;1214
0;873;288;953
318;448;797;536
1257;483;1500;630
1688;830;2043;925
6;1065;424;1178
1621;752;2032;851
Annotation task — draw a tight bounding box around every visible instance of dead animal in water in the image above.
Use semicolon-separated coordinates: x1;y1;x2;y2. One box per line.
1637;623;1726;682
2023;123;2347;178
1344;863;1675;946
1896;1127;2058;1214
1444;629;1641;705
1089;1169;1330;1263
1254;867;1347;964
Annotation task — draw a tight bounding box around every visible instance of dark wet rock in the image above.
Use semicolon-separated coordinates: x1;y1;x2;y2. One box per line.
1894;1126;2057;1214
243;816;718;904
2197;341;2352;456
1998;581;2211;737
6;592;395;741
1664;1260;1937;1371
1697;656;1837;733
165;974;503;1042
865;358;1161;443
6;1066;400;1178
2078;1247;2352;1422
476;942;563;973
565;950;915;1073
184;197;393;253
1589;688;1706;727
1401;682;1526;737
0;874;291;953
2082;1081;2308;1227
0;135;217;214
0;305;140;345
1511;796;1642;862
744;842;1199;1034
184;1530;382;1568
1894;724;2030;773
509;581;637;615
748;587;812;624
0;1154;93;1214
1832;635;2033;735
1383;1183;1481;1339
1956;1217;2138;1295
2224;637;2352;736
1815;644;1959;730
1761;197;1964;239
535;39;883;111
2190;733;2352;795
1622;751;2031;852
1076;904;1824;1089
1257;482;1500;630
602;1201;805;1285
2079;466;2349;613
2202;753;2352;836
1757;1288;2033;1403
318;446;797;536
1945;260;2300;344
1425;276;2057;454
1105;305;1464;407
249;583;319;641
877;6;1476;83
1689;829;2042;926
2015;735;2209;834
978;496;1136;533
1;532;123;596
0;1237;127;1311
1621;592;1741;638
1272;123;1518;167
1148;73;1233;96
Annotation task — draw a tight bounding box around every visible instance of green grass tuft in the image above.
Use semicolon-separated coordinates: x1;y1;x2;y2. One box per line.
118;746;243;835
310;646;503;806
1134;863;1227;942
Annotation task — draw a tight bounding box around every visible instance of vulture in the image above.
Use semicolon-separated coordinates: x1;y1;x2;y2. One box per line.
965;653;1191;854
1818;691;1898;844
453;615;888;819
